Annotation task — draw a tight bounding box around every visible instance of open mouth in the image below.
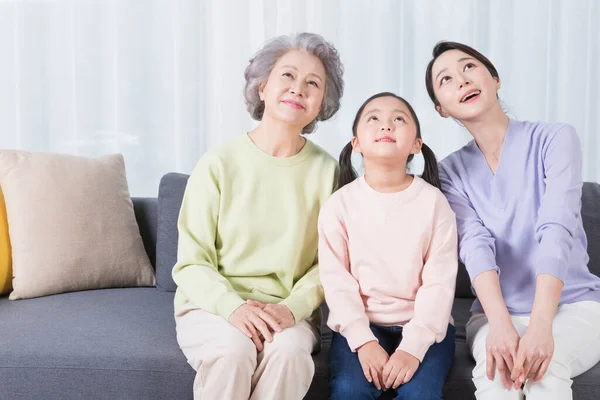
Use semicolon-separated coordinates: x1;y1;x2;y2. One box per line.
461;90;481;103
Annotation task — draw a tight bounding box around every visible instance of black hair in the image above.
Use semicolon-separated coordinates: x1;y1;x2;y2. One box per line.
339;92;441;190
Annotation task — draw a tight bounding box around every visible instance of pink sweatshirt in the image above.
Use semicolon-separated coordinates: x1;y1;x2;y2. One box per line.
318;176;458;361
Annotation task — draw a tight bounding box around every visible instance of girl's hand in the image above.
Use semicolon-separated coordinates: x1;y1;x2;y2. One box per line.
382;350;420;389
485;319;520;389
247;299;295;330
511;322;554;388
357;341;390;390
228;304;282;351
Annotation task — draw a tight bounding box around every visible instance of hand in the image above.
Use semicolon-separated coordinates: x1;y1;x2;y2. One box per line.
357;341;389;390
485;320;520;389
228;304;282;351
382;350;420;389
511;322;554;388
246;299;295;330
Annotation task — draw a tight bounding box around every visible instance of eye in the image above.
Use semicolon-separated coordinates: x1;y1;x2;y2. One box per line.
440;76;451;85
308;80;319;88
368;116;379;122
282;72;294;78
394;116;405;122
464;63;475;72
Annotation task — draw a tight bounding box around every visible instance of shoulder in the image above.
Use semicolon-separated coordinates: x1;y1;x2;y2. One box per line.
319;179;360;223
305;139;338;169
513;120;578;142
438;141;475;178
416;177;455;215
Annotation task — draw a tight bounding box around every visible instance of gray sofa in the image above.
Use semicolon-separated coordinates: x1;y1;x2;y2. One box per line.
1;172;599;400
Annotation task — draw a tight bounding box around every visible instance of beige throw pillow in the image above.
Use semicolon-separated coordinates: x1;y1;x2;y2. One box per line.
0;151;155;300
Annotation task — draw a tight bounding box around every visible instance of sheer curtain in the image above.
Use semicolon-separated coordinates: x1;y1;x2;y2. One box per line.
1;0;598;196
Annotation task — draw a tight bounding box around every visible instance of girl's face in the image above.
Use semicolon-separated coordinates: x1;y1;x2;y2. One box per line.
431;49;501;121
259;50;326;130
352;96;422;163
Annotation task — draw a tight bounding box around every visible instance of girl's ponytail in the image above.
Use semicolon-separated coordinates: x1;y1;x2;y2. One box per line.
338;141;357;189
420;143;441;190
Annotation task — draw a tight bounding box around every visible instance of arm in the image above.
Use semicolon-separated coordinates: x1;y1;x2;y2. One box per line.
318;203;377;352
397;212;458;361
172;155;245;319
279;257;324;324
534;124;583;283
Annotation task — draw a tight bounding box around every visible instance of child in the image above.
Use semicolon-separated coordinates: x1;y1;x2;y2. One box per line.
319;92;458;400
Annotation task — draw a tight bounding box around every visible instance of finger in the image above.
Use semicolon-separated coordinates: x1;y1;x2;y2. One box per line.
246;299;266;308
521;357;534;382
361;363;373;383
403;366;416;384
527;358;543;380
503;349;514;373
231;320;253;338
393;367;407;389
246;325;264;352
534;359;551;382
486;348;495;381
371;365;382;390
511;349;526;381
382;362;393;389
257;310;282;333
494;354;511;390
249;314;273;342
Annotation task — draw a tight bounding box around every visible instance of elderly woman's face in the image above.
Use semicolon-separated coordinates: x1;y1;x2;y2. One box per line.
259;50;326;130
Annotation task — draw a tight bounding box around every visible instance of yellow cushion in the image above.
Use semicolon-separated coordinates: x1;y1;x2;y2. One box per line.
0;186;12;295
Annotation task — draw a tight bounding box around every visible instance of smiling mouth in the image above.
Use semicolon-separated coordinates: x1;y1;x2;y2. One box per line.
461;90;481;103
282;100;304;109
375;137;396;143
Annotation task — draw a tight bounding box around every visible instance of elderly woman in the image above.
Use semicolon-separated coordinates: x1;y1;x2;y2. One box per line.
172;33;344;400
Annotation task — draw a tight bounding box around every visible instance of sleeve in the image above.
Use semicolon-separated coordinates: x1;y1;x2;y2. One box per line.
439;163;499;282
279;257;325;324
318;201;377;352
534;124;583;282
397;201;458;361
171;155;245;319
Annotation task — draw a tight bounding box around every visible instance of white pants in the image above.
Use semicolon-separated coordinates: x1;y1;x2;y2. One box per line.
175;303;319;400
466;301;600;400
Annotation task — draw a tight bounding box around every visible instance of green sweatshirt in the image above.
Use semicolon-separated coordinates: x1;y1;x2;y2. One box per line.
172;133;338;323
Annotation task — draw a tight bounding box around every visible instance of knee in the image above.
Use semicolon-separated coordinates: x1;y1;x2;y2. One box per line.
330;374;374;400
266;333;313;364
400;385;443;400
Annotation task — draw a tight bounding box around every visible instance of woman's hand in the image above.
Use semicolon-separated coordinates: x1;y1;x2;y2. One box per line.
247;299;295;330
511;322;554;388
382;350;420;389
228;304;282;351
357;341;389;390
486;319;521;389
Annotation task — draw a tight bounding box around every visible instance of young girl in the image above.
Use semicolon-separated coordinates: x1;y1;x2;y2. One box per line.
319;92;458;400
426;41;600;400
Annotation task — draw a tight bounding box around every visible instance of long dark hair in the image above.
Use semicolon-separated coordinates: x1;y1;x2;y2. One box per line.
425;41;500;106
339;92;441;190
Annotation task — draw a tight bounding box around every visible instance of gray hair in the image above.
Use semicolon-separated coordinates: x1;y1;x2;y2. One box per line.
244;32;345;134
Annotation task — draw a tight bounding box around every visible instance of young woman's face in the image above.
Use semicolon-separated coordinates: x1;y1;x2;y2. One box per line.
431;49;500;121
259;50;326;130
352;96;422;163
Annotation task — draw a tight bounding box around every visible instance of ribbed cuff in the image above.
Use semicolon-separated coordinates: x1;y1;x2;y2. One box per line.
396;330;432;362
465;249;499;281
216;292;246;320
280;295;311;324
341;319;378;352
536;255;567;283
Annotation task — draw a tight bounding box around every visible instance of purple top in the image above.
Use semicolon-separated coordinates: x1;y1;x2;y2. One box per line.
439;119;600;315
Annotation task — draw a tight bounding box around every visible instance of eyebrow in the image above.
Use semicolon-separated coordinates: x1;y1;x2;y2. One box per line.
434;57;476;81
280;65;324;82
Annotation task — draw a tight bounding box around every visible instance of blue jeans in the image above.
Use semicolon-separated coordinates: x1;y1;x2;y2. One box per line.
329;324;455;400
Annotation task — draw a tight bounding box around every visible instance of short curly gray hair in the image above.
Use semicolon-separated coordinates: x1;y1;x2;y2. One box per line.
244;32;345;134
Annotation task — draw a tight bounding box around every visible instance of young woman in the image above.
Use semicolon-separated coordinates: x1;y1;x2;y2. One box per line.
172;32;344;400
319;92;458;400
426;41;600;400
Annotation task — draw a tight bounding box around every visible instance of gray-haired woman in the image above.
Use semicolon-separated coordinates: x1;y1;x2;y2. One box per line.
172;33;344;400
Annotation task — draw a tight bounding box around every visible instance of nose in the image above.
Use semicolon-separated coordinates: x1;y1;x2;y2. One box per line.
289;81;305;97
458;75;471;89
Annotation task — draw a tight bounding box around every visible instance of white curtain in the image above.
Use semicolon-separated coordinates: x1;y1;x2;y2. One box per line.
1;0;599;196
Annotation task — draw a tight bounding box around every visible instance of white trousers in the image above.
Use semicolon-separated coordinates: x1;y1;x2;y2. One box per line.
175;304;319;400
466;301;600;400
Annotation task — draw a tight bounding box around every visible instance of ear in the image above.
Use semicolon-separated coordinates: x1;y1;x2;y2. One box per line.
351;136;361;153
495;77;501;91
258;82;266;101
410;138;423;155
435;105;450;119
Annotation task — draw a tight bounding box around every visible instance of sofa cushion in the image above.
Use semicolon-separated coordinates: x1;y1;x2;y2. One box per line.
0;288;194;400
0;151;155;299
0;186;11;295
156;173;190;291
583;182;600;277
